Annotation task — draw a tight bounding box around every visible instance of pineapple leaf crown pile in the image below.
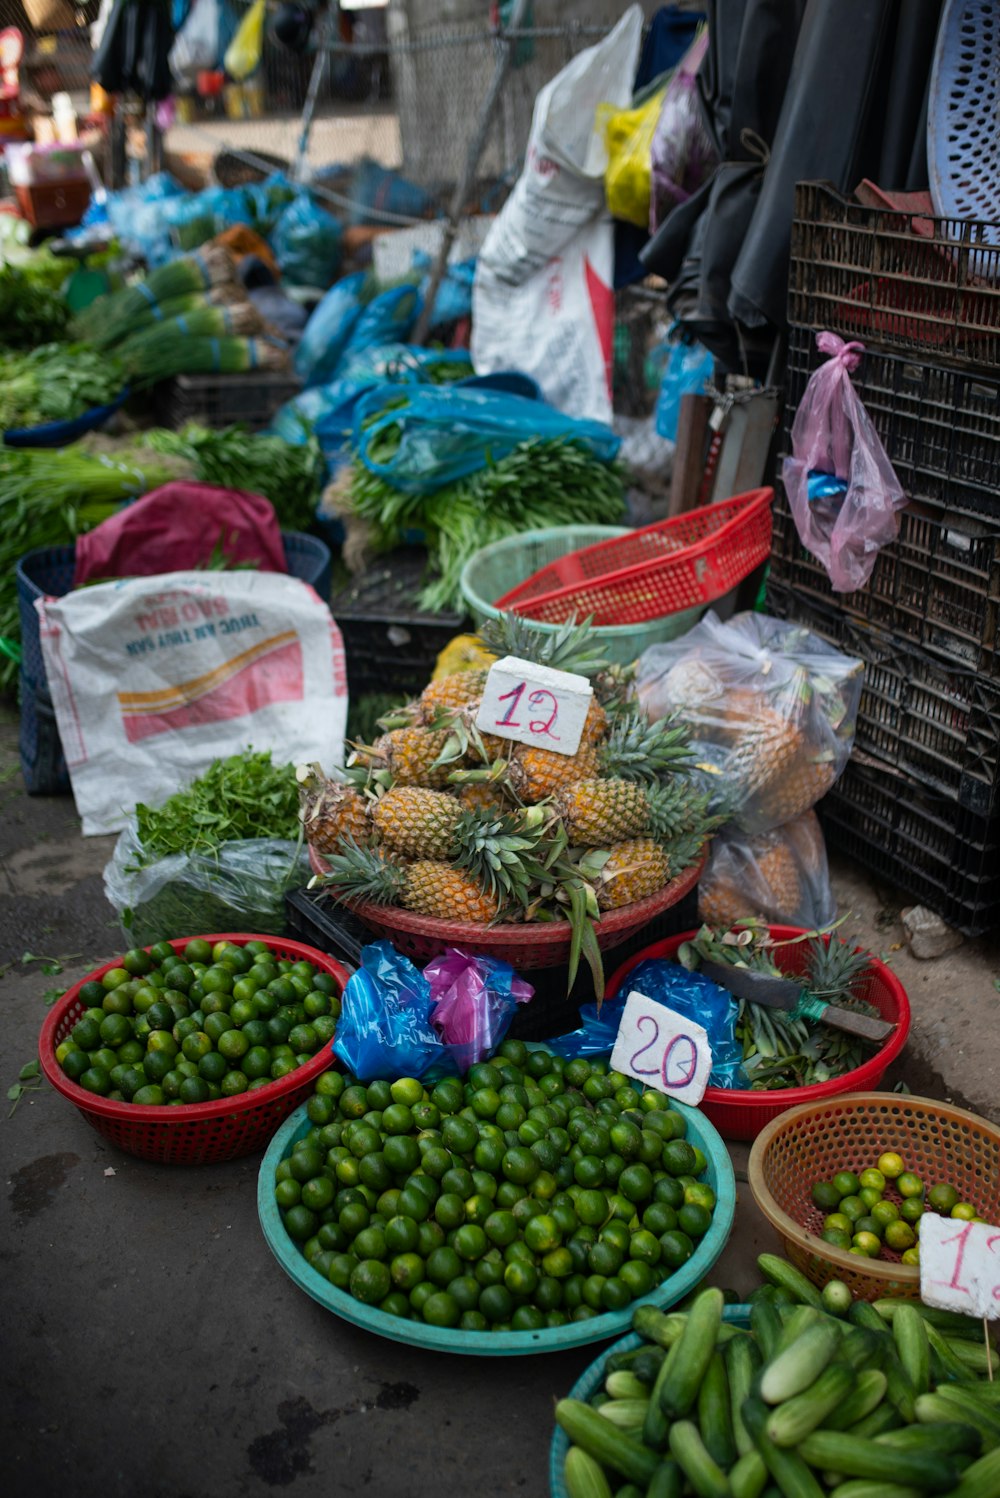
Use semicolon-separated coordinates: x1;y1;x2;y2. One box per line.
301;616;721;993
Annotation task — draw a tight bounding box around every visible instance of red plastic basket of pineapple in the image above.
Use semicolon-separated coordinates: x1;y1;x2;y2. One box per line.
302;617;717;987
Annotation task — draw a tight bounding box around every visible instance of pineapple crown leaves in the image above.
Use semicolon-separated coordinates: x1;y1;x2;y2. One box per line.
452;804;550;906
311;837;407;906
599;710;694;783
644;780;719;845
478;612;610;681
803;933;873;1002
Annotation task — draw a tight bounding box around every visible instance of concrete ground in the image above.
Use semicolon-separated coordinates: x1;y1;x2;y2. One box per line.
2;698;997;1498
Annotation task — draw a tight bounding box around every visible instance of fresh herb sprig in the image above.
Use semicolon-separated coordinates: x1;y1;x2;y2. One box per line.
132;751;300;864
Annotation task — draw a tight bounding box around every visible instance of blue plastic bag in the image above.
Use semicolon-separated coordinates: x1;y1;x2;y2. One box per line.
271;192;342;289
547;960;747;1089
353;385;621;494
413;251;476;330
332;943;445;1082
654;334;714;442
346;158;433;227
294;270;370;386
339;284;423;369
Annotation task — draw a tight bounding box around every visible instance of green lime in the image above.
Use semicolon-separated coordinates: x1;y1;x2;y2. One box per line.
811;1180;843;1212
132;1084;165;1106
821;1228;853;1251
852;1230;882;1257
928;1183;959;1214
951;1202;978;1221
350;1259;391;1305
659;1230;694;1269
897;1172;924;1199
884;1220;916;1251
839;1195;865;1223
678;1202;712;1239
832;1171;861;1198
900;1198;924;1225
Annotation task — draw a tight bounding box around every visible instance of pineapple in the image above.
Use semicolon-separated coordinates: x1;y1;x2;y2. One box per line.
598;710;693;782
479;612;610;681
593;838;672;910
432;632;497;679
555;777;649;844
318;840;501;924
371;786;461;860
418;668;490;721
697;877;745;930
750;752;836;827
508;743;601;802
358;727;454;788
756;838;802;915
455;781;510;814
297;765;370;852
723;703;803;800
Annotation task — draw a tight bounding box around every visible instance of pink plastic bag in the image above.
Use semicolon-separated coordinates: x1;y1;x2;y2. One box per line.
781;333;907;592
425;948;533;1073
73;481;288;587
649;29;717;231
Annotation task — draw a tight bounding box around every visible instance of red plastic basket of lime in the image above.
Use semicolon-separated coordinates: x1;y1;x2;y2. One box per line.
256;1044;736;1356
605;927;911;1142
39;934;350;1165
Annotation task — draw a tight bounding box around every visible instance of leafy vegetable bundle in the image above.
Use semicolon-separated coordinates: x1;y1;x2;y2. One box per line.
342;438;628;613
131;751;300;864
0;344;126;431
0;264;69;349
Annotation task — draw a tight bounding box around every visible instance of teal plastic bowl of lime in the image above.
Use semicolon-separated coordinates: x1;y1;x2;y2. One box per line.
258;1095;736;1357
460;527;704;667
549;1309;751;1495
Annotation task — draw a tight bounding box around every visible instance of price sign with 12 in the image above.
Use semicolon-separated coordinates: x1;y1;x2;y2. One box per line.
474;655;593;758
610;990;713;1108
920;1211;1000;1322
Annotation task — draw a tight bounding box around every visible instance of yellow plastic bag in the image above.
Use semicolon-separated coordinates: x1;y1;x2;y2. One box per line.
598;84;668;228
224;0;265;82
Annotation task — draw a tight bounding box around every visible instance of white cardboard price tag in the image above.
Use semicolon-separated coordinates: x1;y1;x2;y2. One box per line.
919;1212;1000;1320
609;990;713;1107
474;656;592;758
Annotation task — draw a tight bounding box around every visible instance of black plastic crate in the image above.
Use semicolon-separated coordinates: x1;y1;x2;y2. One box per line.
767;586;1000;818
819;755;1000;938
152;371;302;432
788;181;1000;372
329;548;469;701
284;882;701;1045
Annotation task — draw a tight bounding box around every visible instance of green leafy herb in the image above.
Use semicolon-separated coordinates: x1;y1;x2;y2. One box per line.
0;264;69;348
0;343;125;430
132;751;300;863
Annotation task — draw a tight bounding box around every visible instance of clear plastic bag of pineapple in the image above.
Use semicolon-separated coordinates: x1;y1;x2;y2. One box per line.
636;609;863;834
299;615;719;992
698;809;835;931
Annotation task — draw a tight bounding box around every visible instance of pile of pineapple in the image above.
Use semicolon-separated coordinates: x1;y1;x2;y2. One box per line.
300;618;716;984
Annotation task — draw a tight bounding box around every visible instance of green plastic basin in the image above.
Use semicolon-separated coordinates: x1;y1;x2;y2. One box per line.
258;1095;736;1357
459;527;705;666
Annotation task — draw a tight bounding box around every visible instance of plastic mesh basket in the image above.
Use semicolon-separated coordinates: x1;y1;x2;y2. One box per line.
493;489;774;626
38;935;350;1165
928;0;1000;242
460;527;705;667
606;928;911;1142
748;1092;1000;1299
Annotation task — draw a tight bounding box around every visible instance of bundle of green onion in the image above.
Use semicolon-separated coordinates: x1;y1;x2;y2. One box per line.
119;302;265;366
73;246;238;348
122;330;287;387
0;344;126;431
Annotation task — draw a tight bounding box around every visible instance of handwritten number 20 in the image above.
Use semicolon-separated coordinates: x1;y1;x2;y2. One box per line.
628;1015;698;1090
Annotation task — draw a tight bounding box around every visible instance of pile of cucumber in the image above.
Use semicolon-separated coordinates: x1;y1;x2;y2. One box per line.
555;1255;1000;1498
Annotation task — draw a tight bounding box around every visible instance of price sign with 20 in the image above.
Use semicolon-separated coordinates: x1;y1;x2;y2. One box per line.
610;991;713;1107
920;1212;1000;1321
475;656;593;758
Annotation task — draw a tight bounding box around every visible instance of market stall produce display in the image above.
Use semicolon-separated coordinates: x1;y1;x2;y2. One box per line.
0;343;126;433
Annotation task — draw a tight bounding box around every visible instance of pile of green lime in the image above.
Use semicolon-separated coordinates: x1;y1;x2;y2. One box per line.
274;1041;719;1333
56;939;341;1107
811;1151;986;1265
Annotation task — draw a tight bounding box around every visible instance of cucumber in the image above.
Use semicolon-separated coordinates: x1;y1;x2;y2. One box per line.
606;1371;651;1401
658;1287;725;1420
828;1484;925;1498
950;1340;998;1376
847;1403;903;1440
645;1458;684;1498
950;1446;1000;1498
742;1397;826;1498
924;1322;977;1384
759;1321;842;1405
883;1348;918;1423
726;1327;762;1458
750;1301;783;1363
565;1445;613;1498
765;1362;855;1447
597;1399;649;1430
632;1307;688;1349
555;1400;660;1485
875;1421;983;1456
838;1326;881;1371
847;1301;888;1335
667;1420;732;1498
730;1450;767;1498
644;1337;682;1452
775;1306;823;1353
892;1303;931;1395
699;1352;737;1470
821;1369;887;1431
916;1390;1000;1448
629;1347;666;1388
757;1254;824;1310
796;1430;960;1491
872;1301;984;1339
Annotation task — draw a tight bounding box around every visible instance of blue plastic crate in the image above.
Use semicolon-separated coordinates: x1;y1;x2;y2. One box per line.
15;529;332;795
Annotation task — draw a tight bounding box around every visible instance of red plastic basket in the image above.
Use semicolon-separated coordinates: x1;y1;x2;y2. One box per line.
605;926;911;1141
308;845;705;968
494;488;774;626
39;934;350;1165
